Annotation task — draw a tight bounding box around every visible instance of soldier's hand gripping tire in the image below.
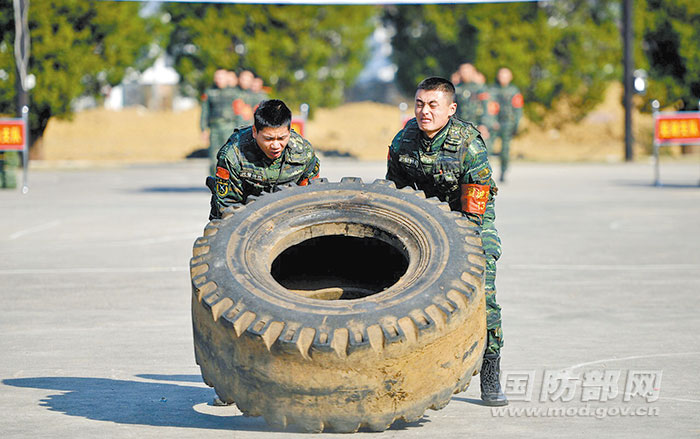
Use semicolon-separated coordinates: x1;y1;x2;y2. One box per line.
189;177;487;433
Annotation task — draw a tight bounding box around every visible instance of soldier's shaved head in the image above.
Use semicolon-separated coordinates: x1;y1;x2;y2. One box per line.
416;77;455;103
254;99;292;131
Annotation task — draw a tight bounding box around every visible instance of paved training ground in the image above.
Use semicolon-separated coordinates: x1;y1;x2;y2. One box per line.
1;158;699;438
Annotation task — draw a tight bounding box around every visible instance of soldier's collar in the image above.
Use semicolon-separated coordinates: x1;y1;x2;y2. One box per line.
420;119;452;150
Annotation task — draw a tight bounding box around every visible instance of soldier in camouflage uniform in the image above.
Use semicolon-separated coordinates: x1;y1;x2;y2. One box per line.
490;67;523;182
207;99;320;220
232;70;257;130
454;63;492;141
386;77;507;406
200;69;240;175
0;151;18;189
250;76;269;106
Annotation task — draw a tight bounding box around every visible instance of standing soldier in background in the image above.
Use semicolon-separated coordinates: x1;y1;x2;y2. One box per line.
201;69;239;174
0;152;18;189
386;77;508;407
233;70;256;129
490;67;523;182
250;76;269;104
454;63;492;142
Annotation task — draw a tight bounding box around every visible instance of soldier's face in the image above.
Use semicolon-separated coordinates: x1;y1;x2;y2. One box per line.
414;89;457;138
253;125;291;160
214;70;228;88
239;71;254;89
498;68;512;86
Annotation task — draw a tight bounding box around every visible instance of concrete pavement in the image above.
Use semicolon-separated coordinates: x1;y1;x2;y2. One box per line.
1;157;699;438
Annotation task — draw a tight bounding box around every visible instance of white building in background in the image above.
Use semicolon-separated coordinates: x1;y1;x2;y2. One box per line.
104;53;196;111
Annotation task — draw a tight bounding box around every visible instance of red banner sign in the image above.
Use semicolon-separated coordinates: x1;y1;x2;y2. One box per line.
291;118;305;137
0;119;25;151
654;112;700;145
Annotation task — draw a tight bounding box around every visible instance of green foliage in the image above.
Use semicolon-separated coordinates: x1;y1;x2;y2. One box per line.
640;0;700;110
384;1;622;124
0;0;159;144
165;4;376;111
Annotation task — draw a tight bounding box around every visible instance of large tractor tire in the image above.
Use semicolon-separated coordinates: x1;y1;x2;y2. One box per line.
190;178;486;433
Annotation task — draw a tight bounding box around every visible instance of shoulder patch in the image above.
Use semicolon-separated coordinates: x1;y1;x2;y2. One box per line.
512;93;524;108
216;167;230;180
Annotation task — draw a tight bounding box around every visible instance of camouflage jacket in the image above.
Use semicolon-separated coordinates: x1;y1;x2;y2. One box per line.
455;82;492;128
208;127;320;219
386;117;497;229
490;83;523;130
200;86;240;131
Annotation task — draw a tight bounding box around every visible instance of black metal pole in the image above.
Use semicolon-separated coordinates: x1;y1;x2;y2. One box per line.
623;0;634;161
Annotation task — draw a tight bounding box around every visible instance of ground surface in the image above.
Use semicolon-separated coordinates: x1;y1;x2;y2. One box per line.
1;158;699;438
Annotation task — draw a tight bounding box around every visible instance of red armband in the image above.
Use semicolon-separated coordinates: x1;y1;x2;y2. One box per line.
298;174;318;186
461;184;489;215
232;99;246;115
512;93;524;108
488;101;500;116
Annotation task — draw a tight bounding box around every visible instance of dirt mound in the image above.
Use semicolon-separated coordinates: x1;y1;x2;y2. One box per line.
42;107;202;162
305;102;403;160
40;83;659;163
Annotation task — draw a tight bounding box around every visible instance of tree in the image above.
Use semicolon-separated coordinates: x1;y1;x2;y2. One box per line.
384;1;622;124
0;0;160;146
640;0;700;110
165;4;376;111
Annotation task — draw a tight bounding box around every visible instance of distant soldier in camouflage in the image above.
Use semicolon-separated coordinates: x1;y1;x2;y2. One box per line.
386;77;507;406
232;70;257;130
490;67;523;182
201;69;240;175
250;76;269;105
207;99;320;220
0;151;18;189
454;63;492;140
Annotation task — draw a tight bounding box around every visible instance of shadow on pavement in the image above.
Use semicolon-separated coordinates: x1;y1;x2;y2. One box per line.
3;375;429;432
2;376;267;431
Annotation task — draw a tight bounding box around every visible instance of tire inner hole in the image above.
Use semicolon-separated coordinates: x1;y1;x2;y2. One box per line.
271;235;409;300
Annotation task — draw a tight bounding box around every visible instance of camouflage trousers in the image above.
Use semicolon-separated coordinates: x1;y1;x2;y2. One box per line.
495;127;515;177
482;222;503;356
484;257;503;355
0;158;17;189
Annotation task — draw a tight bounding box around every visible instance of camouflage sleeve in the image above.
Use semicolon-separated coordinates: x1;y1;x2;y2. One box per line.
478;90;495;129
200;92;209;132
299;145;320;184
460;134;501;260
386;131;415;190
207;146;245;220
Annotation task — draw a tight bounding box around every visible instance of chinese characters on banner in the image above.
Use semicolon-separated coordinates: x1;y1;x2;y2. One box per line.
654;113;700;145
0;119;25;151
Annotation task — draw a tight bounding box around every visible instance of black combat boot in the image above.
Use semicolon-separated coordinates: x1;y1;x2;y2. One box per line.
480;353;508;406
